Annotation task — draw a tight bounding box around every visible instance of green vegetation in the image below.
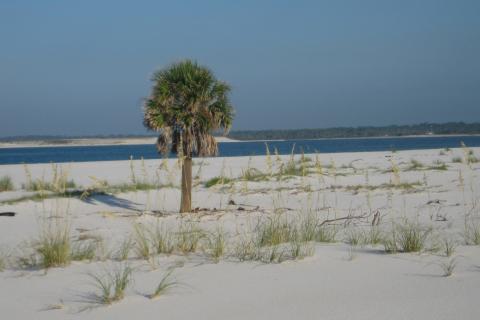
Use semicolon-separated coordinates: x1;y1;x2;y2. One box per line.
205;176;234;188
227;122;480;140
35;221;71;268
0;175;14;192
143;59;235;213
343;181;422;194
149;269;180;299
383;220;431;253
464;221;480;245
89;264;133;305
437;258;457;277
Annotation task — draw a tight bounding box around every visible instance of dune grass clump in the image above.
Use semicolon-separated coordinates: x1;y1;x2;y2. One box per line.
232;234;259;262
0;248;10;271
35;221;71;268
256;215;296;247
175;222;204;254
406;159;424;171
397;221;431;252
241;168;268;182
24;179;77;193
383;220;430;253
205;228;226;262
440;237;457;257
345;228;364;246
0;175;14;192
151;224;175;255
23;164;76;194
133;224;152;260
110;182;159;193
71;240;97;261
149;268;180;299
288;240;314;260
277;160;303;177
452;156;463;163
89;264;133;305
114;236;134;261
436;258;457;277
464;221;480;245
205;176;234;188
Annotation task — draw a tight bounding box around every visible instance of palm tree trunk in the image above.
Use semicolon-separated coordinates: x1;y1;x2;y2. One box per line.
180;157;192;213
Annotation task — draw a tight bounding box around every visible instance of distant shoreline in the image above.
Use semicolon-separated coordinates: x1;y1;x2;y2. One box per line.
0;136;238;149
0;133;479;149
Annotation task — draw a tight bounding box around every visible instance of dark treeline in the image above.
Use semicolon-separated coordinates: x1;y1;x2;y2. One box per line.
2;122;480;142
227;122;480;140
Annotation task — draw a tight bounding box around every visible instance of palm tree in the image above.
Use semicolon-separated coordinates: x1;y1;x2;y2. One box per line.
143;60;235;213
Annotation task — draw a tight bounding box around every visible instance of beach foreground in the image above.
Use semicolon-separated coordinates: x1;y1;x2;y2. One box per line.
0;147;479;319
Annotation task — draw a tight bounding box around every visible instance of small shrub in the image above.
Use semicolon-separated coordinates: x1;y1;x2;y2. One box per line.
0;176;14;192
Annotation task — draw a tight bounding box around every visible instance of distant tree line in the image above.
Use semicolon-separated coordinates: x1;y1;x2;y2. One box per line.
2;122;480;142
226;122;480;140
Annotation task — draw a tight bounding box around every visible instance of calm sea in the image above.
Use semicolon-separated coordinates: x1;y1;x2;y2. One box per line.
1;135;480;165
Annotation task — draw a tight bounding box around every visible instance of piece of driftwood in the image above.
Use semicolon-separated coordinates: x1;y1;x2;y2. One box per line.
0;212;16;217
318;212;370;227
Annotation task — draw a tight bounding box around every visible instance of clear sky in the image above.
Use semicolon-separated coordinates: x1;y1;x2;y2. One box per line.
1;0;479;137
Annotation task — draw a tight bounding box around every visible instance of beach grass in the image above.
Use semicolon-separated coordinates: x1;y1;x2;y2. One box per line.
0;175;14;192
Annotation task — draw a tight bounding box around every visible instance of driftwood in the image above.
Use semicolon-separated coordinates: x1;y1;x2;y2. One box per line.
0;212;16;217
318;212;370;227
371;210;381;226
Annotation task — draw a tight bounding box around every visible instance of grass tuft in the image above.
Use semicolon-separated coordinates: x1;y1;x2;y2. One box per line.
437;258;457;277
89;263;133;305
133;224;151;260
71;240;97;261
205;176;233;188
205;228;226;262
0;175;14;192
149;268;179;299
35;220;71;268
383;220;431;253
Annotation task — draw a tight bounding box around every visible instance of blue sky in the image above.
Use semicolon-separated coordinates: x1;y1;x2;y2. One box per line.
1;0;479;136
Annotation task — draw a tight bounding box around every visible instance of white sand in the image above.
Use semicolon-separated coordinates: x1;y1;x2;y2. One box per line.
0;147;479;319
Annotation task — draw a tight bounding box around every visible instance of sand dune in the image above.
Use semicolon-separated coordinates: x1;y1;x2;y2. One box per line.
0;147;479;319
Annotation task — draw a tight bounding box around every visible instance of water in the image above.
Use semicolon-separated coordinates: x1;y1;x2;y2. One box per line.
1;135;480;165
